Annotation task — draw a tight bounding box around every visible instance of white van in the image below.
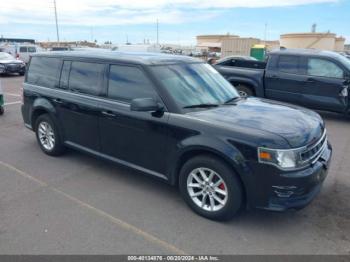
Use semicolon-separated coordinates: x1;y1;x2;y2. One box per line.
0;44;37;63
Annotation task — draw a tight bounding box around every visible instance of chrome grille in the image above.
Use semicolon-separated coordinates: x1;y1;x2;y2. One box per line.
300;131;327;164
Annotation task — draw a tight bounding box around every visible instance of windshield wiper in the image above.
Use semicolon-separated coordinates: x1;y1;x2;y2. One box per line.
224;96;242;104
183;103;219;109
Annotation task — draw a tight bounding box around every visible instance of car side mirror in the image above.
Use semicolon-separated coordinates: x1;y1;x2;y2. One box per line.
130;98;164;112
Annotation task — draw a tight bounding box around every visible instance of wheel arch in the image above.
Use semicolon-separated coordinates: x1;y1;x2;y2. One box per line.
169;144;249;205
30;98;57;131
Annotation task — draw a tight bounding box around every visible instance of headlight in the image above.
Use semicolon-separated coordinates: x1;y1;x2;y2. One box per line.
0;64;5;72
258;147;302;170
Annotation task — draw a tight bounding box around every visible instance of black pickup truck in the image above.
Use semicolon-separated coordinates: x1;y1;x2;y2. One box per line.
215;49;350;115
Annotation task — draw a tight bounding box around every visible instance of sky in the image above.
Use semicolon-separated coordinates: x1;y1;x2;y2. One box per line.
0;0;349;45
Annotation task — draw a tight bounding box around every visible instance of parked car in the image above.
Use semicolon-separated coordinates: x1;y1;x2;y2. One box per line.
0;52;26;76
22;51;332;220
215;49;350;115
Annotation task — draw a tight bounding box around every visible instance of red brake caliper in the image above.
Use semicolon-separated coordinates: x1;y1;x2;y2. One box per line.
218;183;225;191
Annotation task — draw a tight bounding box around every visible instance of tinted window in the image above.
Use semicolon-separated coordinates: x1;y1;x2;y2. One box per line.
108;65;158;102
69;61;105;96
307;58;344;78
27;57;61;88
278;55;299;74
19;47;27;52
28;47;36;53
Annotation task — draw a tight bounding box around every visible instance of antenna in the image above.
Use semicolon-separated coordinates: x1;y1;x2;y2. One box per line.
53;0;60;44
156;19;159;45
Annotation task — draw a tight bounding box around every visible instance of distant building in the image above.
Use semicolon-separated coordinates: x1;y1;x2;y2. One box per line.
196;34;238;52
0;37;35;44
280;32;346;52
221;38;260;57
196;34;279;58
39;40;98;49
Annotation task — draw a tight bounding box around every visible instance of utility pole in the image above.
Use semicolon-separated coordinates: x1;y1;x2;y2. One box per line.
156;19;159;45
53;0;60;44
264;22;267;44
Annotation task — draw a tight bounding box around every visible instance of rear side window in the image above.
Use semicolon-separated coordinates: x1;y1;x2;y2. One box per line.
68;61;105;96
19;47;27;52
107;65;158;102
278;55;299;74
307;58;344;78
27;57;61;88
28;47;36;53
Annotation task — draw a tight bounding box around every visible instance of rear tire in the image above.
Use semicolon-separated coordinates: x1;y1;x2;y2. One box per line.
179;155;243;221
0;106;4;115
236;84;254;97
35;114;65;156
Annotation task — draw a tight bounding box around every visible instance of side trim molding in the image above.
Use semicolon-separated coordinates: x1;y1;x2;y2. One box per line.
64;141;168;181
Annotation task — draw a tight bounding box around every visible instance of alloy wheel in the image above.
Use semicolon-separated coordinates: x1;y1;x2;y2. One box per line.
187;167;228;212
38;121;55;151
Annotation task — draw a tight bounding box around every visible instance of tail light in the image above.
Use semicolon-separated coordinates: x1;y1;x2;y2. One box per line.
16;53;19;59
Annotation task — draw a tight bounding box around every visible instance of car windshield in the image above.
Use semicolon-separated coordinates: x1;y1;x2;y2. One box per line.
151;63;240;109
0;52;14;60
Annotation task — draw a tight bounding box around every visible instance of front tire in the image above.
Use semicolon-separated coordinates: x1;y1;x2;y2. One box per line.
35;114;65;156
179;155;243;221
236;84;254;97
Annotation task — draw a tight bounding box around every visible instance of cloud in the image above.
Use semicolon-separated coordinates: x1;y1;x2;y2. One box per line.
0;0;338;26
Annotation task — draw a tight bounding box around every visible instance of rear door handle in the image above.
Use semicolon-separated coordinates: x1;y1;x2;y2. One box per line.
53;98;63;104
101;111;116;117
306;78;316;83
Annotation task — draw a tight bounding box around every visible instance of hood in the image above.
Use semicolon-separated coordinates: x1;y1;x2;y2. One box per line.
187;97;325;148
0;59;24;64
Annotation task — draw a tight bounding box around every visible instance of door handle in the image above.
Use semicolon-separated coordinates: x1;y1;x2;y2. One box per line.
53;98;63;104
101;111;116;117
306;78;316;83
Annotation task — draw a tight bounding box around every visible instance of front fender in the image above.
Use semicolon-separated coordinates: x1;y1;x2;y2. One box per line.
169;135;253;190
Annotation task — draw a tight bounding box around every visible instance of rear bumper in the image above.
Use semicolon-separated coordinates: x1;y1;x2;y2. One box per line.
246;142;332;211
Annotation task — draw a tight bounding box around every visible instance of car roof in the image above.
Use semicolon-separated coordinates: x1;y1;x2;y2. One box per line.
270;48;342;59
32;51;202;65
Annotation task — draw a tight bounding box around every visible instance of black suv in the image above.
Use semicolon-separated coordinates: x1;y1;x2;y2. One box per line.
22;51;332;220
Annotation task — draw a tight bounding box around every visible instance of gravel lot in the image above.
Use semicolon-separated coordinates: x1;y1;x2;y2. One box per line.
0;75;349;255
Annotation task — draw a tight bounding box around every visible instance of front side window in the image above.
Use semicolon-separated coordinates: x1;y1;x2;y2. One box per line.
278;55;299;74
69;61;105;96
19;47;27;52
307;58;344;78
107;65;158;102
27;57;61;88
151;63;239;108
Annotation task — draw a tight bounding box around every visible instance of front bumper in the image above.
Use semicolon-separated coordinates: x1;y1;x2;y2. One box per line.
247;142;332;211
0;64;25;74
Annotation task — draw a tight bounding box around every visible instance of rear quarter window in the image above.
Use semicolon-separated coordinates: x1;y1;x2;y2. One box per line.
27;57;61;88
